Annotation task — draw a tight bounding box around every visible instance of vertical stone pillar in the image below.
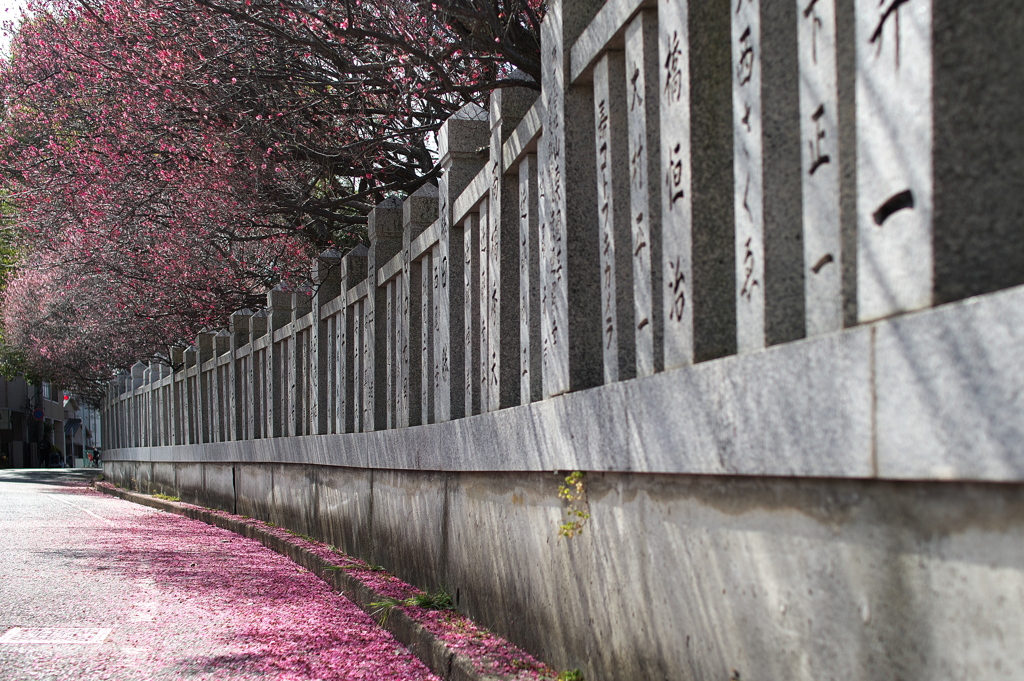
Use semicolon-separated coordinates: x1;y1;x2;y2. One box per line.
386;277;397;429
798;0;844;336
158;366;169;446
404;238;425;427
855;0;932;321
249;311;268;439
538;0;604;398
142;365;152;447
421;248;434;424
625;10;660;378
312;250;342;435
341;246;368;433
761;0;806;346
214;330;230;442
477;197;490;411
367;198;404;431
402;186;438;426
195;333;215;443
931;0;1024;305
490;85;537;408
182;347;196;444
170;347;184;445
431;243;442;418
352;298;364;433
732;0;805;352
437;105;487;421
682;0;737;364
732;0;766;353
519;155;541;404
266;287;292;438
593;50;636;384
463;213;482;416
229;310;252;440
290;291;312;436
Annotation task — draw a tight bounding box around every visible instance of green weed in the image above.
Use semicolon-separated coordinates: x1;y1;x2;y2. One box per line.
557;471;590;539
404;589;453;611
368;597;402;625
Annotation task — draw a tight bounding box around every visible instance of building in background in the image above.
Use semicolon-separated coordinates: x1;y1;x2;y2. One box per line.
0;377;100;468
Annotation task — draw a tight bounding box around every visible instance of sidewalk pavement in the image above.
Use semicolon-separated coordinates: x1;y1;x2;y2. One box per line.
0;469;556;681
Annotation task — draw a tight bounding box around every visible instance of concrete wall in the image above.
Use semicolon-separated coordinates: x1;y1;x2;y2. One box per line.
105;458;1024;681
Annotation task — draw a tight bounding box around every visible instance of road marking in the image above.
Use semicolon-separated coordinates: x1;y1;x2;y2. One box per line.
0;628;113;644
45;494;115;524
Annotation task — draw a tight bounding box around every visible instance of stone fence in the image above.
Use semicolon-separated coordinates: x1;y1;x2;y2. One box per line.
103;0;1024;679
105;0;1022;452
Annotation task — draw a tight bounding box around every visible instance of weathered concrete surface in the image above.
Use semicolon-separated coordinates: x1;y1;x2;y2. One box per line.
106;460;1024;681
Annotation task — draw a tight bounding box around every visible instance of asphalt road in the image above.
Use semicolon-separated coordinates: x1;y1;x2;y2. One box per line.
0;469;439;681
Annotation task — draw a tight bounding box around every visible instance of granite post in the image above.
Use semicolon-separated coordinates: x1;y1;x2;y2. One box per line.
195;332;215;443
249;311;268;439
368;200;403;431
491;85;539;409
312;250;342;435
437;106;488;420
538;0;604;398
266;287;292;438
340;245;368;434
592;49;636;384
518;154;542;404
625;10;660;377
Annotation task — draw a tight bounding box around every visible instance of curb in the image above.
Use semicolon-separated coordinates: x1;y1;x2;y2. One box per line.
93;482;554;681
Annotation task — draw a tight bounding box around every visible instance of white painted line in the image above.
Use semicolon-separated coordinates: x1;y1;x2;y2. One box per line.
45;494;115;524
0;627;113;644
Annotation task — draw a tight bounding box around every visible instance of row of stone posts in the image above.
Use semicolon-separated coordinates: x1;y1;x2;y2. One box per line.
105;0;1024;449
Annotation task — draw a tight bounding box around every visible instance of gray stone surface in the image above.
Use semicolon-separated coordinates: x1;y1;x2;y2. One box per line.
463;213;482;416
368;469;450;590
234;463;273;520
732;0;766;353
518;155;542;405
760;0;806;347
568;0;646;81
174;461;204;506
477;198;490;412
798;0;843;337
151;462;175;495
932;0;1024;306
313;465;374;559
421;250;434;423
655;0;696;372
625;10;659;379
855;0;933;322
539;0;605;399
266;289;291;439
876;286;1024;480
682;0;736;365
593;50;635;385
491;88;531;410
368;198;405;432
203;463;236;513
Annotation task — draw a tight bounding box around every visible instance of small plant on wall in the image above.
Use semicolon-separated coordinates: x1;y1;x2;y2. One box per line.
557;471;590;539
